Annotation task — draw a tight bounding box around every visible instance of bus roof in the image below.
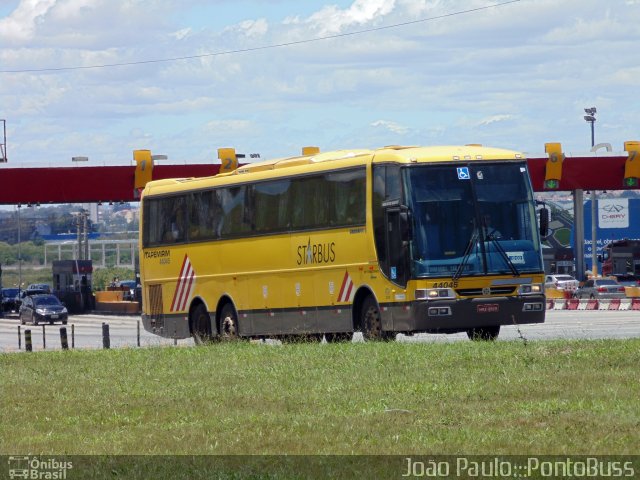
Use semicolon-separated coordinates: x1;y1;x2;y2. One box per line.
143;144;525;196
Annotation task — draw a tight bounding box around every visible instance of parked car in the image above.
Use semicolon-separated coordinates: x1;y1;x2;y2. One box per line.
609;274;640;287
118;280;137;301
575;278;626;300
27;283;51;294
19;294;68;325
544;274;579;292
1;288;20;312
15;288;49;310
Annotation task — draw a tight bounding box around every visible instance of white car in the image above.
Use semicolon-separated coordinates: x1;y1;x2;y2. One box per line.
545;274;579;292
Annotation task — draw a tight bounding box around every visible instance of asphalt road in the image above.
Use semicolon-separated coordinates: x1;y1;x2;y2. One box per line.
0;310;638;353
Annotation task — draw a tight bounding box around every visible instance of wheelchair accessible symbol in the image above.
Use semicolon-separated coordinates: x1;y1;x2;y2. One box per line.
457;167;470;180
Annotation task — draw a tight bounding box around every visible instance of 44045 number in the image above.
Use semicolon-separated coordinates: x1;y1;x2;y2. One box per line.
431;281;458;289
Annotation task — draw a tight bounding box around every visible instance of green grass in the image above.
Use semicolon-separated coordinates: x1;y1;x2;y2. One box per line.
1;339;639;455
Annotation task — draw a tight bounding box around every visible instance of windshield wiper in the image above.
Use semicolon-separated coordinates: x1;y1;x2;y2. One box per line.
486;233;520;276
453;230;478;281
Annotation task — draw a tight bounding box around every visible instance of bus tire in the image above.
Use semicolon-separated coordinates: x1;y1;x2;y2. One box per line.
191;303;213;345
466;326;500;341
361;295;394;341
325;332;353;343
219;302;239;341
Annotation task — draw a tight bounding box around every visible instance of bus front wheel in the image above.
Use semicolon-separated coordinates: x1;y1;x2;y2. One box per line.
361;296;394;341
219;303;239;341
466;326;500;341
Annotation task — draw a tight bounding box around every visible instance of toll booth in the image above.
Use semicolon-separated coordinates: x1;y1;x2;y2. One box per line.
52;260;94;313
601;239;640;276
543;247;575;275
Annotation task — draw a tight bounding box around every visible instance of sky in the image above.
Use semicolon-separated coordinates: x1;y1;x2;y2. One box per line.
0;0;639;168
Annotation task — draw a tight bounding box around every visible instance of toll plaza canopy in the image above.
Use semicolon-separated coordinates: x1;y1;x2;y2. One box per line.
0;149;637;204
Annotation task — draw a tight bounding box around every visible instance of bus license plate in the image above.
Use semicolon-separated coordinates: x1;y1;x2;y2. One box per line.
477;304;499;314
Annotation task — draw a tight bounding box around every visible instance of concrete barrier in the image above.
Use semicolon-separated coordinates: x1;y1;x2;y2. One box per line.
95;301;140;314
546;288;566;299
566;299;579;310
625;286;640;298
598;300;611;310
608;299;621;310
544;296;640;311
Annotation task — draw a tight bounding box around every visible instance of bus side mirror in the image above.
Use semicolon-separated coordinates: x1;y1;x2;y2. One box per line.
539;207;549;238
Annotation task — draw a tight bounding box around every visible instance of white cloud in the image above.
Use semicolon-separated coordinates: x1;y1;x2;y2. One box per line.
0;0;56;43
202;119;254;135
475;114;515;127
300;0;395;35
239;18;268;37
171;27;192;41
371;120;409;135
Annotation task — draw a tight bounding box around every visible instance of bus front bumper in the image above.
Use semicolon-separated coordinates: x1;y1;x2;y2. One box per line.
387;295;546;334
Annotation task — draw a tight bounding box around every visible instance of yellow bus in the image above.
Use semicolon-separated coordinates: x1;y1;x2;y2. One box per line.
139;145;546;343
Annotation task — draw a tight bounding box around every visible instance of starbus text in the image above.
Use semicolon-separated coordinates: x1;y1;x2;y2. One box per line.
297;240;336;265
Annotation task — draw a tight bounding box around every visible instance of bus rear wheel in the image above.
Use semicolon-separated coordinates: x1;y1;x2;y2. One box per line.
191;303;213;345
219;303;239;341
361;296;394;341
466;326;500;341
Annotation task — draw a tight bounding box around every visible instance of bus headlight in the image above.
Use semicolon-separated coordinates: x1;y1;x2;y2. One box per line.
518;284;543;295
415;288;455;300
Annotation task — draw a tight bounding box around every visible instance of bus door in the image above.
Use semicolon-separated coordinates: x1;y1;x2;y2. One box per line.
384;205;410;286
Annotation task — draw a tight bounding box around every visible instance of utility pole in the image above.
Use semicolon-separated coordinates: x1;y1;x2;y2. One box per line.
0;119;6;162
76;210;89;260
17;205;22;289
584;107;597;277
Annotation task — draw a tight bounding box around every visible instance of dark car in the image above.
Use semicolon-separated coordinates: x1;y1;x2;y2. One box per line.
27;283;52;294
2;288;20;312
609;274;640;287
15;288;49;311
19;294;68;325
118;280;138;301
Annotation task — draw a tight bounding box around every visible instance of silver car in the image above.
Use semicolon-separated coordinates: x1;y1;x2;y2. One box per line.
544;274;579;292
575;279;626;299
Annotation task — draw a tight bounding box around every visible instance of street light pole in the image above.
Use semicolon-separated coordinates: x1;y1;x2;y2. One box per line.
17;204;22;289
584;107;597;277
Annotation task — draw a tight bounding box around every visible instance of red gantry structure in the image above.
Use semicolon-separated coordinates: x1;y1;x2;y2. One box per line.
0;143;638;204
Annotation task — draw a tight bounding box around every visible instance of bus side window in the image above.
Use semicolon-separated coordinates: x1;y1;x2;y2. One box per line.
331;169;365;226
220;185;250;237
161;196;187;243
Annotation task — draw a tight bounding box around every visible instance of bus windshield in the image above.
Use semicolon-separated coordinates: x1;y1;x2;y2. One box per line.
406;162;543;278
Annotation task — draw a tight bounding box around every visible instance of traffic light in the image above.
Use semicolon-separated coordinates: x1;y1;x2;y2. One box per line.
544;142;564;190
218;147;239;173
134;149;153;192
623;141;640;187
